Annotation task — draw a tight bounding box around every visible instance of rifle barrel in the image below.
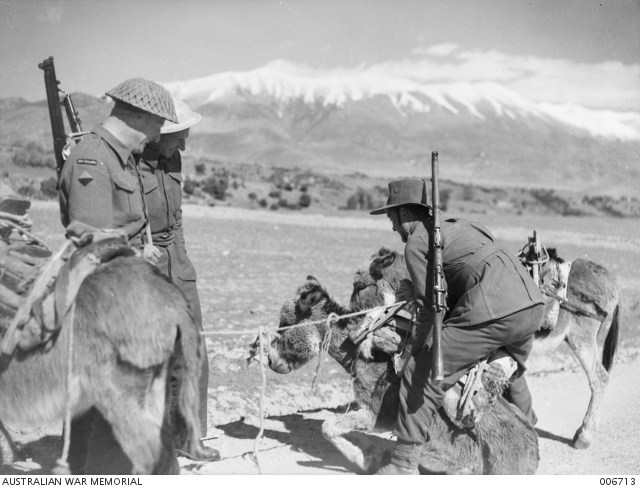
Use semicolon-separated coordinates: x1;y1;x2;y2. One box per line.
431;151;444;383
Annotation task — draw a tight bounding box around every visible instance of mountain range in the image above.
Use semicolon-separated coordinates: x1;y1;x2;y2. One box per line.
1;61;639;198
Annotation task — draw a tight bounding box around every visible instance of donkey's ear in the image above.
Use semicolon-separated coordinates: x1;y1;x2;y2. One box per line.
298;285;324;313
371;250;396;277
379;251;397;269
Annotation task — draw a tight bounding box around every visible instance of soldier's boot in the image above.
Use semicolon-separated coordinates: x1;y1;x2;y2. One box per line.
375;440;421;475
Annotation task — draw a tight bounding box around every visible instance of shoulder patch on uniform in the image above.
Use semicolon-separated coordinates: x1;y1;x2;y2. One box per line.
77;158;98;165
78;170;94;185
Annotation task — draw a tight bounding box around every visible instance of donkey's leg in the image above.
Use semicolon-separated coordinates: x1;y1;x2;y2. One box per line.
91;363;178;474
0;420;16;466
321;409;384;474
565;314;609;449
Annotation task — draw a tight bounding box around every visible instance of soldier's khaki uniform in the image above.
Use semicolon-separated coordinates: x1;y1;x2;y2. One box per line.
139;148;209;436
59;125;146;245
395;218;545;443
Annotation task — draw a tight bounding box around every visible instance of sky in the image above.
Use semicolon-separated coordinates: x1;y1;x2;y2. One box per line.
0;0;639;111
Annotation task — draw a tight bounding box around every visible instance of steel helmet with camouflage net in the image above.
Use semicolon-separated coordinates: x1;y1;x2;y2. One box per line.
106;78;178;123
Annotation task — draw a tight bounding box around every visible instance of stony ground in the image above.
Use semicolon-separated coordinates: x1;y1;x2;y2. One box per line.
1;202;639;476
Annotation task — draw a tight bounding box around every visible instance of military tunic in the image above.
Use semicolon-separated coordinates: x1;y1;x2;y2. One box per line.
59;124;146;245
139;148;209;436
395;218;545;443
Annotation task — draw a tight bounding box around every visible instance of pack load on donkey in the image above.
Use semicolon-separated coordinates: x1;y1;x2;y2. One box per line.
0;196;209;474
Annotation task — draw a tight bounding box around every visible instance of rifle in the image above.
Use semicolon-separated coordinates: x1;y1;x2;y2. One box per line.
430;151;445;384
38;56;83;184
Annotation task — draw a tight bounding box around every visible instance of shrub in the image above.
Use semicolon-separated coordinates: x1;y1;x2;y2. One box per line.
194;162;206;175
299;193;311;208
12;147;55;169
40;177;58;199
183;178;198;195
201;174;229;200
345;188;382;210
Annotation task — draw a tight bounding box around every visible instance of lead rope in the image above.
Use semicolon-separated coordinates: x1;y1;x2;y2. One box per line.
311;313;337;391
252;326;267;474
54;301;76;475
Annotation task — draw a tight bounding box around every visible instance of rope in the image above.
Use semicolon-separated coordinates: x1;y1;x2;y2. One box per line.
251;325;267;474
274;301;406;332
54;301;76;475
311;313;337;391
540;286;604;320
0;218;51;250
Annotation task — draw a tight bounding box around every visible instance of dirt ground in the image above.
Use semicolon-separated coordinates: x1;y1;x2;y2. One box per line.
2;202;639;476
191;355;640;475
3;354;639;476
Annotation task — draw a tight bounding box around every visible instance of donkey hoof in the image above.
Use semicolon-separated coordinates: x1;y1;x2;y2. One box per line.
571;430;591;450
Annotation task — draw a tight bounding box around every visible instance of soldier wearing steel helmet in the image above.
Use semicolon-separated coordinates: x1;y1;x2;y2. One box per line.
370;178;545;475
58;78;177;246
60;78;181;474
138;98;219;461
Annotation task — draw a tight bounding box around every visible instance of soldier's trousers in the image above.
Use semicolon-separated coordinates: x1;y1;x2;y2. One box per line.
394;303;544;444
156;241;209;437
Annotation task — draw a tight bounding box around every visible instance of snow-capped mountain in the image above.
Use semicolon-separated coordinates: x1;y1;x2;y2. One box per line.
157;62;640;195
165;61;640;142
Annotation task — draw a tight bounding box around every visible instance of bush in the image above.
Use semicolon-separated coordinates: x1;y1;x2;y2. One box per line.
201;174;229;200
40;177;58;199
183;178;198;195
194;162;206;175
299;193;311;208
345;188;382;210
12;147;55;169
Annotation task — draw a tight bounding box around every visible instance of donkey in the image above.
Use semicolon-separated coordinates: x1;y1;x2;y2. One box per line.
0;254;204;474
534;247;619;449
359;246;620;450
259;275;539;474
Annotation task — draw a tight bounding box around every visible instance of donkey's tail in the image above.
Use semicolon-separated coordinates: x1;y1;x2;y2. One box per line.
170;310;204;458
602;303;619;372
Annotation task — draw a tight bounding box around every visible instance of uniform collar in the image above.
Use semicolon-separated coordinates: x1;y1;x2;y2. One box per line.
407;219;429;238
140;147;160;170
92;124;135;167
